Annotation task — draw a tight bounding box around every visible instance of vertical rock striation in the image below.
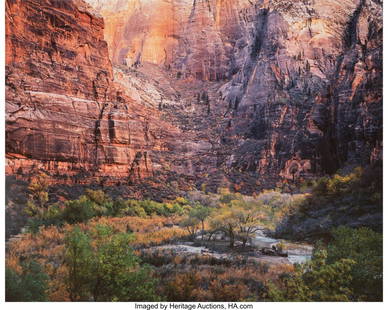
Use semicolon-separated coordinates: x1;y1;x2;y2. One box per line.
6;0;180;185
218;0;382;189
86;0;382;191
84;0;255;81
6;0;382;192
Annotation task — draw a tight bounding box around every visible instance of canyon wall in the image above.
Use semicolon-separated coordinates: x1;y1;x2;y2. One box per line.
86;0;382;191
5;0;180;185
6;0;382;193
85;0;255;81
219;0;383;189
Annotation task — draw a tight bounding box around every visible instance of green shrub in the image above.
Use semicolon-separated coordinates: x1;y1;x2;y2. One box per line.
327;226;383;301
62;196;96;224
269;248;355;301
64;226;94;301
6;261;49;301
125;200;147;217
174;197;190;206
64;226;160;301
85;189;111;205
107;199;126;217
311;168;363;198
277;165;383;239
218;188;241;204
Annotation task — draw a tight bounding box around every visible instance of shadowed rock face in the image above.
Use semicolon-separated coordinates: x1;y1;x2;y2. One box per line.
6;0;382;193
84;0;382;192
218;0;382;190
5;0;181;185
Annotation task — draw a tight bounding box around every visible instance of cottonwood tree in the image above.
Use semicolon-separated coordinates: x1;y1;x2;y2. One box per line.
210;200;266;248
180;216;201;240
209;208;240;248
230;200;267;247
235;208;266;247
189;204;211;239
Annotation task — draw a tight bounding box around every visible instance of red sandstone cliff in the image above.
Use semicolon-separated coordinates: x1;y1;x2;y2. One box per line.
5;0;180;185
6;0;382;193
85;0;382;192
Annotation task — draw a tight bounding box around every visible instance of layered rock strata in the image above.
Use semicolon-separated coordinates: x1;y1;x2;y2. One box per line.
5;0;180;185
86;0;382;191
6;0;383;192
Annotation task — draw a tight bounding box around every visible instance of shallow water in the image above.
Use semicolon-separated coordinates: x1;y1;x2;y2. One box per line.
287;254;312;264
147;244;231;259
146;228;313;265
251;231;313;264
147;240;313;265
252;235;279;244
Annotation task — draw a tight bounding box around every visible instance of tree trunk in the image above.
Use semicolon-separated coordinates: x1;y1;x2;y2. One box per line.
207;231;214;242
229;228;234;248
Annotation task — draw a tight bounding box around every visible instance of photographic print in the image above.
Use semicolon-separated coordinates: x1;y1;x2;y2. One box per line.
4;0;383;302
